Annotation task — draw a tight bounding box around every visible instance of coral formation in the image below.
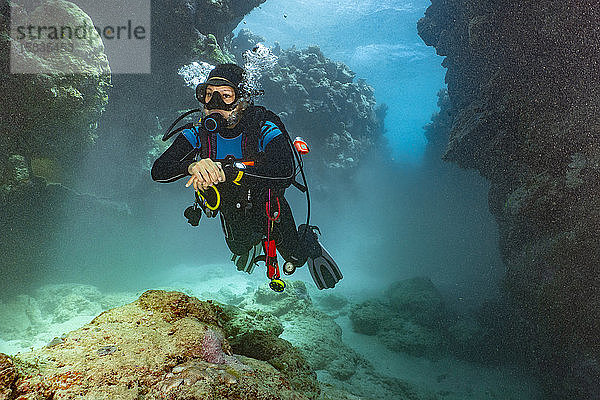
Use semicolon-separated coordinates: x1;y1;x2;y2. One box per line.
349;300;388;336
0;353;18;399
5;290;320;400
232;30;386;176
312;292;349;318
193;33;236;65
201;328;229;364
265;46;386;173
350;277;447;357
236;281;434;400
0;1;114;294
0;282;445;400
152;0;266;71
221;298;320;399
1;1;111;187
418;1;600;397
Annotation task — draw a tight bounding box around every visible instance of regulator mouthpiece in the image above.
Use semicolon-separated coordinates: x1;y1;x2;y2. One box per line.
202;113;226;132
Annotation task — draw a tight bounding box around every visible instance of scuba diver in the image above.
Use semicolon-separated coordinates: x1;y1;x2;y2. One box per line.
151;63;342;292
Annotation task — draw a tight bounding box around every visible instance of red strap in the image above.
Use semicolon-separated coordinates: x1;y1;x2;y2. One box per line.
266;197;281;222
265;240;277;258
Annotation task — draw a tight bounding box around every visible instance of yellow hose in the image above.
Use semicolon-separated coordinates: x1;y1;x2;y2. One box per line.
196;185;221;210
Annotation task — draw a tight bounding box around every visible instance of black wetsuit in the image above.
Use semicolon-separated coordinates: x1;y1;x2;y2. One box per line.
151;105;308;266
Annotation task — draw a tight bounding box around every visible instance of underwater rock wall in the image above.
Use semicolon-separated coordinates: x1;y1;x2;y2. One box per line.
152;0;266;73
0;0;113;294
0;0;111;187
418;1;600;398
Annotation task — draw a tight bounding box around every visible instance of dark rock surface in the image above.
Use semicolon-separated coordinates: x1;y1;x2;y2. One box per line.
418;1;600;398
152;0;266;74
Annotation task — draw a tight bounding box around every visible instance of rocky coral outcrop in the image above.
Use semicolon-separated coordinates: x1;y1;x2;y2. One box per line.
350;278;448;357
0;353;18;399
418;1;600;398
237;281;435;400
0;1;114;295
152;0;265;72
233;30;386;176
2;290;318;400
262;46;385;173
221;303;320;398
1;0;111;187
348;278;505;365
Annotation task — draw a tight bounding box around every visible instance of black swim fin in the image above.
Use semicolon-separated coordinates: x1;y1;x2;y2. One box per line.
307;243;343;289
232;242;262;273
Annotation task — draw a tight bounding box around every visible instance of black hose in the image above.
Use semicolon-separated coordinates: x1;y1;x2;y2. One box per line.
162;108;203;141
164;108;312;238
284;134;311;239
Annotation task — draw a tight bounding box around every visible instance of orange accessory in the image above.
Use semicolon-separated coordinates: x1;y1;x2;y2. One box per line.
293;137;310;154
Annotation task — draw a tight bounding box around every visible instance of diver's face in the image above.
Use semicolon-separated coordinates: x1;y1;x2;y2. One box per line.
204;85;236;118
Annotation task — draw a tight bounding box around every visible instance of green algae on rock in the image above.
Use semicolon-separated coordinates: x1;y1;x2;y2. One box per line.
193;33;236;65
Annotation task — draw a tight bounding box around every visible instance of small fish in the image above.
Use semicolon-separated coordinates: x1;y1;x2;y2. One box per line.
97;345;118;356
46;336;65;348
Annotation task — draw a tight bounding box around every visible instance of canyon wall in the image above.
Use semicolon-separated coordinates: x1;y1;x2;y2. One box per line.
418;1;600;398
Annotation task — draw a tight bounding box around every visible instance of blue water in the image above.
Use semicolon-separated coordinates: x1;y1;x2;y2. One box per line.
230;0;503;304
234;0;445;165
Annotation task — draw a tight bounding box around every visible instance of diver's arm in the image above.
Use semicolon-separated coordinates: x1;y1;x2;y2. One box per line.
151;134;196;183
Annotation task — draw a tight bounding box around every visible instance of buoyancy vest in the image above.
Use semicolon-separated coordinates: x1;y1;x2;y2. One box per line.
181;105;284;163
181;106;291;215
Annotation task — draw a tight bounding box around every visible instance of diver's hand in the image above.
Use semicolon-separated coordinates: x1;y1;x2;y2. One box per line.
186;159;225;190
187;175;211;191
